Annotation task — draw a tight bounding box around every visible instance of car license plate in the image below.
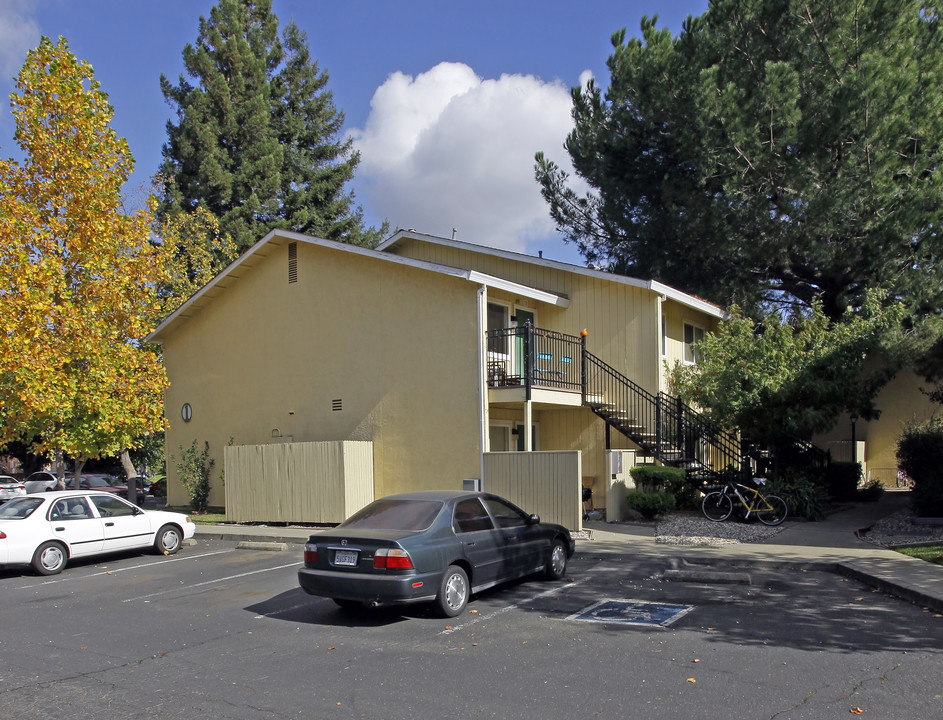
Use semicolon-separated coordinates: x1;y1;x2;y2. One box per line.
334;549;358;567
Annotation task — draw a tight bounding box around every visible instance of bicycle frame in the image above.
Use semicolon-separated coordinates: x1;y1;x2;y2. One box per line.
723;480;776;521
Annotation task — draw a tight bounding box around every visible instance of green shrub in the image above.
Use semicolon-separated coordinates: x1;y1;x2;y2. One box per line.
630;465;698;509
856;479;885;502
766;471;829;521
625;490;676;519
897;418;943;517
173;440;213;513
825;461;862;502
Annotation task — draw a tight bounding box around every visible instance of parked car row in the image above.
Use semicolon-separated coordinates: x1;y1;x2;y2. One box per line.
21;471;152;499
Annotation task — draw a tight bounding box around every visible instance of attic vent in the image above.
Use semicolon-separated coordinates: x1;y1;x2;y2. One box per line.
332;398;342;412
288;242;298;283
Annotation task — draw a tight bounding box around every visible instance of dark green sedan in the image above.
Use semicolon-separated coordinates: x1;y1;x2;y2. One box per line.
298;490;575;617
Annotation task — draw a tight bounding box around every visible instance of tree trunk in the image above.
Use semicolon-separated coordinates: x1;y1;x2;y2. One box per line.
120;448;140;505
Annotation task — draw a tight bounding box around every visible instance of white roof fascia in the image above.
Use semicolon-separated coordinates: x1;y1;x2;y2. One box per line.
147;229;568;342
467;271;569;308
380;230;723;318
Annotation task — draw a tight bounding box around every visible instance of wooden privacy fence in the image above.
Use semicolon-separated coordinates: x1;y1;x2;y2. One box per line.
483;450;582;531
224;441;374;523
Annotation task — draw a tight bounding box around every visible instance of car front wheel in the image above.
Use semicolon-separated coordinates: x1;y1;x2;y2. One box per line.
544;539;568;580
435;565;469;617
32;541;67;575
154;525;182;555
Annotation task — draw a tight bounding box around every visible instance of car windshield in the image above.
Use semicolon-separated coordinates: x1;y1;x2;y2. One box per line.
339;499;443;531
0;497;44;519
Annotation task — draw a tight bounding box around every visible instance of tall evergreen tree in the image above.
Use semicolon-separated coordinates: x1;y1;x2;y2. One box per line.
159;0;383;254
536;1;943;321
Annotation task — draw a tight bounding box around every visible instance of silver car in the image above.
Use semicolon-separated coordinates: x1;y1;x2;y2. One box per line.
0;475;26;502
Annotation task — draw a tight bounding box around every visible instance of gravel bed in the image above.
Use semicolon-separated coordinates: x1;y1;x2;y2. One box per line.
654;512;787;546
861;509;943;548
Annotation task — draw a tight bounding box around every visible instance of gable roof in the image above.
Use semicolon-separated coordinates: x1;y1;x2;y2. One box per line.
146;229;570;344
378;230;725;319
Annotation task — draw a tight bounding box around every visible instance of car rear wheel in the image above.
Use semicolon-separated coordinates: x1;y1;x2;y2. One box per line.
154;524;182;555
544;539;568;580
32;541;67;575
435;565;469;617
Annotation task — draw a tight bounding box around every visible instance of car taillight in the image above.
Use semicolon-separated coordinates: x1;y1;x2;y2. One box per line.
0;531;6;539
304;544;318;564
374;548;413;569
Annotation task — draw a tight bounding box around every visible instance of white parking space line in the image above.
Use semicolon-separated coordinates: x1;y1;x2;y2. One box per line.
440;578;589;635
14;550;236;590
122;561;302;603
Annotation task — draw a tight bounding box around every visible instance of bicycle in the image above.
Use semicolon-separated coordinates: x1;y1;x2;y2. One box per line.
701;477;788;526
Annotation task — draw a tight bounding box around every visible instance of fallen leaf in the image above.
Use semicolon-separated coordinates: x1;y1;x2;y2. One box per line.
445;625;453;630
686;678;696;683
850;707;863;715
934;614;942;618
327;647;335;651
855;597;864;601
469;609;478;614
79;646;87;650
472;643;479;646
693;659;700;663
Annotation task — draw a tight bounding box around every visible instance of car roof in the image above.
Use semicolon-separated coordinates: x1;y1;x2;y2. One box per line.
26;490;122;500
378;490;490;502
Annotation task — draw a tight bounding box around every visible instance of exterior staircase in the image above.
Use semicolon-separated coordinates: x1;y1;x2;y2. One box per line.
582;351;741;486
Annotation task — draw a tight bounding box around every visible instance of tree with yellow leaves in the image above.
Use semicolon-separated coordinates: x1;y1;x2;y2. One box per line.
0;36;169;485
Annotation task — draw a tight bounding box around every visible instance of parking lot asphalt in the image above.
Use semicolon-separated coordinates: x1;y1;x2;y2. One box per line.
192;491;943;614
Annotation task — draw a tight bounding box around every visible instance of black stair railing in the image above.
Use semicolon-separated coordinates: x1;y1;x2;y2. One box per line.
582;350;743;483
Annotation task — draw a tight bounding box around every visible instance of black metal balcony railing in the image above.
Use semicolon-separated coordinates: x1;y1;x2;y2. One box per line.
486;323;582;394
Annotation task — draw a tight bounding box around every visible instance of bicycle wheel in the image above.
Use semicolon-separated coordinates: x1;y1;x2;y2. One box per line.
702;491;733;521
756;494;788;526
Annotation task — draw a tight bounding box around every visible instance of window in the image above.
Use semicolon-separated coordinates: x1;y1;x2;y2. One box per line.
482;497;527;528
489;424;511;452
51;497;91;520
683;323;704;365
90;495;137;518
487;302;509;354
452;498;495;533
661;317;667;359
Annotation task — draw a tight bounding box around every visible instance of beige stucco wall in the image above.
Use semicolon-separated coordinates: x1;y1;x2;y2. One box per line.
815;367;939;484
158;236;483;508
388;238;697;395
389;236;721;499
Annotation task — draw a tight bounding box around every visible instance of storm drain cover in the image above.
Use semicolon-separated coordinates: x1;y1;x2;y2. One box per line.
566;599;694;627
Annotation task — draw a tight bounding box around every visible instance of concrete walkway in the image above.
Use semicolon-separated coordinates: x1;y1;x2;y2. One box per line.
193;491;943;614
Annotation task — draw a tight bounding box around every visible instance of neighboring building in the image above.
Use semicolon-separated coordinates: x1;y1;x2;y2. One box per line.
147;229;724;513
814;367;939;486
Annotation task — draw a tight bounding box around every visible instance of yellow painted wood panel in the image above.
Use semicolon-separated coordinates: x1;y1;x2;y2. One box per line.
224;441;374;523
483;451;582;530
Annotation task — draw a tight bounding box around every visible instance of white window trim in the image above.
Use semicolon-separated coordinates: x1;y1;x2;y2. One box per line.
683;321;705;366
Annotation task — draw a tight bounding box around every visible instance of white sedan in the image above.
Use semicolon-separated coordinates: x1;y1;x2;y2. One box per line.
0;491;196;575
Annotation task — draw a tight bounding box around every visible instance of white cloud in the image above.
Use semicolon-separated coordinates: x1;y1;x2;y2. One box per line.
349;62;584;255
0;1;39;81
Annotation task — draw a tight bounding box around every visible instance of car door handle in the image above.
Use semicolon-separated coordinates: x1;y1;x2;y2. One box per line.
55;526;65;532
105;522;114;527
463;541;476;547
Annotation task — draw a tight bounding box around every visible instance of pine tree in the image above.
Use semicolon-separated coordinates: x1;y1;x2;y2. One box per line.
536;1;943;321
159;0;383;254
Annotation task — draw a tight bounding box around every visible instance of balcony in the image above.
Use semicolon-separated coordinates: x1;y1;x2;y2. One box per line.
486;324;583;403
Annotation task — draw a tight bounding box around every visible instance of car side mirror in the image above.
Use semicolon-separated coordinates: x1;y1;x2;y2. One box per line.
528;514;540;524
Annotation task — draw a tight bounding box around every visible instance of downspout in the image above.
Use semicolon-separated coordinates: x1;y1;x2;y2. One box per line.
477;285;487;487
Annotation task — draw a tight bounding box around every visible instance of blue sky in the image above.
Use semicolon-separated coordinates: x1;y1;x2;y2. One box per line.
0;0;709;264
